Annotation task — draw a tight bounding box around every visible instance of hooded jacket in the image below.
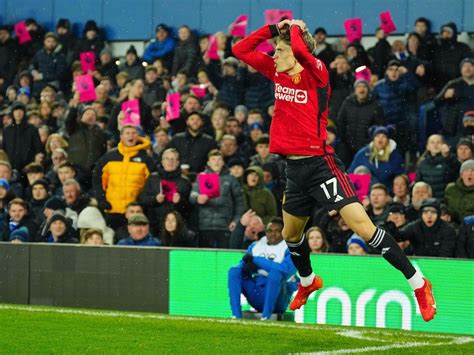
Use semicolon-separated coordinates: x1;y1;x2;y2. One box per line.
416;152;460;199
398;199;456;257
337;94;385;154
77;206;115;245
433;22;472;89
2;105;43;171
444;177;474;224
190;167;244;231
348;139;405;189
243;166;277;225
171;34;199;77
92;137;156;214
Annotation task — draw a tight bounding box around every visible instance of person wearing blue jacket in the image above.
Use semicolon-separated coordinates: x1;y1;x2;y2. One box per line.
143;24;176;70
228;217;297;320
348;126;405;190
117;214;161;247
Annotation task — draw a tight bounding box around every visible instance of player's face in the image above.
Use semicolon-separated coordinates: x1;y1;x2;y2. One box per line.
266;223;283;245
273;41;296;73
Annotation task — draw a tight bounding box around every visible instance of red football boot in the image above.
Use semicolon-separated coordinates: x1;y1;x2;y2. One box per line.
289;276;323;311
414;278;437;322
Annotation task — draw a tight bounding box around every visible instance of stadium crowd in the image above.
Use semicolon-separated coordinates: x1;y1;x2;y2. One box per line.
0;16;472;259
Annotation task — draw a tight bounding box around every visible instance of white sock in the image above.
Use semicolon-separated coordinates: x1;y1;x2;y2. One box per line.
407;272;425;290
300;273;315;287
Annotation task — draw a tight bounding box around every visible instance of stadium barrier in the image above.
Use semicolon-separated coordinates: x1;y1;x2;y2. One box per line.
1;244;472;335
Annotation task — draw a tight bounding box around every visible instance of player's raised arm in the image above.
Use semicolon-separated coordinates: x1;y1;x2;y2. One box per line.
289;20;328;86
232;25;277;81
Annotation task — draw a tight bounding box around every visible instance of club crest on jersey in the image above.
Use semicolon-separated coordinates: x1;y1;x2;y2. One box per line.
274;83;308;104
292;73;301;84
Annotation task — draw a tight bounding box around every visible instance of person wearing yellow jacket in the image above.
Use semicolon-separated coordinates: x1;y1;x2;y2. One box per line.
93;125;157;229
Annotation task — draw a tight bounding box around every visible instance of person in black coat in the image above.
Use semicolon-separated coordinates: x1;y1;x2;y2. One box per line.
313;27;336;69
94;47;119;85
0;25;19;90
413;17;436;63
55;18;76;66
74;20;105;64
397;198;456;257
40;210;78;244
171;25;199;77
208;57;244;111
432;22;471;90
1;198;38;242
160;210;196;247
370;28;392;79
2;102;43;172
167;112;218;175
328;55;354;122
337;80;384;158
242;65;274;112
138;148;192;235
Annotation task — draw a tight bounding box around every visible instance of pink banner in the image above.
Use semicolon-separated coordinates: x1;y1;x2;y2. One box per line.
121;99;141;127
344;18;363;43
80;51;96;73
264;9;293;25
75;74;96;102
207;35;219;60
14;21;32;44
380;11;396;34
256;40;274;54
166;92;181;121
190;85;207;98
408;172;417;184
229;15;248;37
161;180;177;202
355;65;372;82
198;173;220;198
348;173;371;202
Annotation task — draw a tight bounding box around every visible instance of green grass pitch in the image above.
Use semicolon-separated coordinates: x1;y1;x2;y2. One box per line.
0;304;472;354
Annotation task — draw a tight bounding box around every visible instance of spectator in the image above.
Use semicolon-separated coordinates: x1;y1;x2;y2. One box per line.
143;66;166;108
405;181;433;222
456;138;472;163
413;17;436;62
229;209;265;250
44;133;68;165
1;198;38;242
346;234;368;256
227;158;246;184
366;183;391;226
208;56;243;111
74;20;105;64
172;25;199;77
119;45;144;80
45;148;68;187
117;214;160;246
108;79;154;137
160;210;195;247
63;179;91;217
416;134;460;199
337;79;384;158
210;104;229;142
55;19;76;65
313;27;336;68
444;160;474;224
345;42;371;71
398;198;456;257
77;206;115;245
243;166;277;226
373;59;421;151
349;126;405;188
226;116;246;148
456;216;474;258
0;25;19;89
143;24;175;70
80;228;105;246
93;125;156;228
433;23;471;89
53;162;77;196
43;210;78;244
220;135;246;166
65;103;108;173
29;178;50;225
328;55;354;121
371;27;392;78
327;215;353;253
23;162;45;200
382;202;409;250
2;102;43;172
326;125;352;168
307;226;329;253
392;174;411;207
139;148;192;235
29;32;67;96
190;150;244;248
434;58;474;144
262;162;284;212
9;226;29;244
228;217;297;320
249;134;283;171
242;64;274;112
114;202;144;243
168;112;218;175
94;48;119;85
0;160;24;198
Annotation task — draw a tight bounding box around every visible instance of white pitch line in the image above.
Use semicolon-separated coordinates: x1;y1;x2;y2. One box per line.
0;304;471;346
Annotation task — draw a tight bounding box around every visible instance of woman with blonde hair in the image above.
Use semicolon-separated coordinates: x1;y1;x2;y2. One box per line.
348;126;405;190
45;133;69;154
306;226;329;253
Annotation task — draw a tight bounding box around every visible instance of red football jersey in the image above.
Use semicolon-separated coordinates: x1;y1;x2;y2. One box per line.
233;25;333;156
